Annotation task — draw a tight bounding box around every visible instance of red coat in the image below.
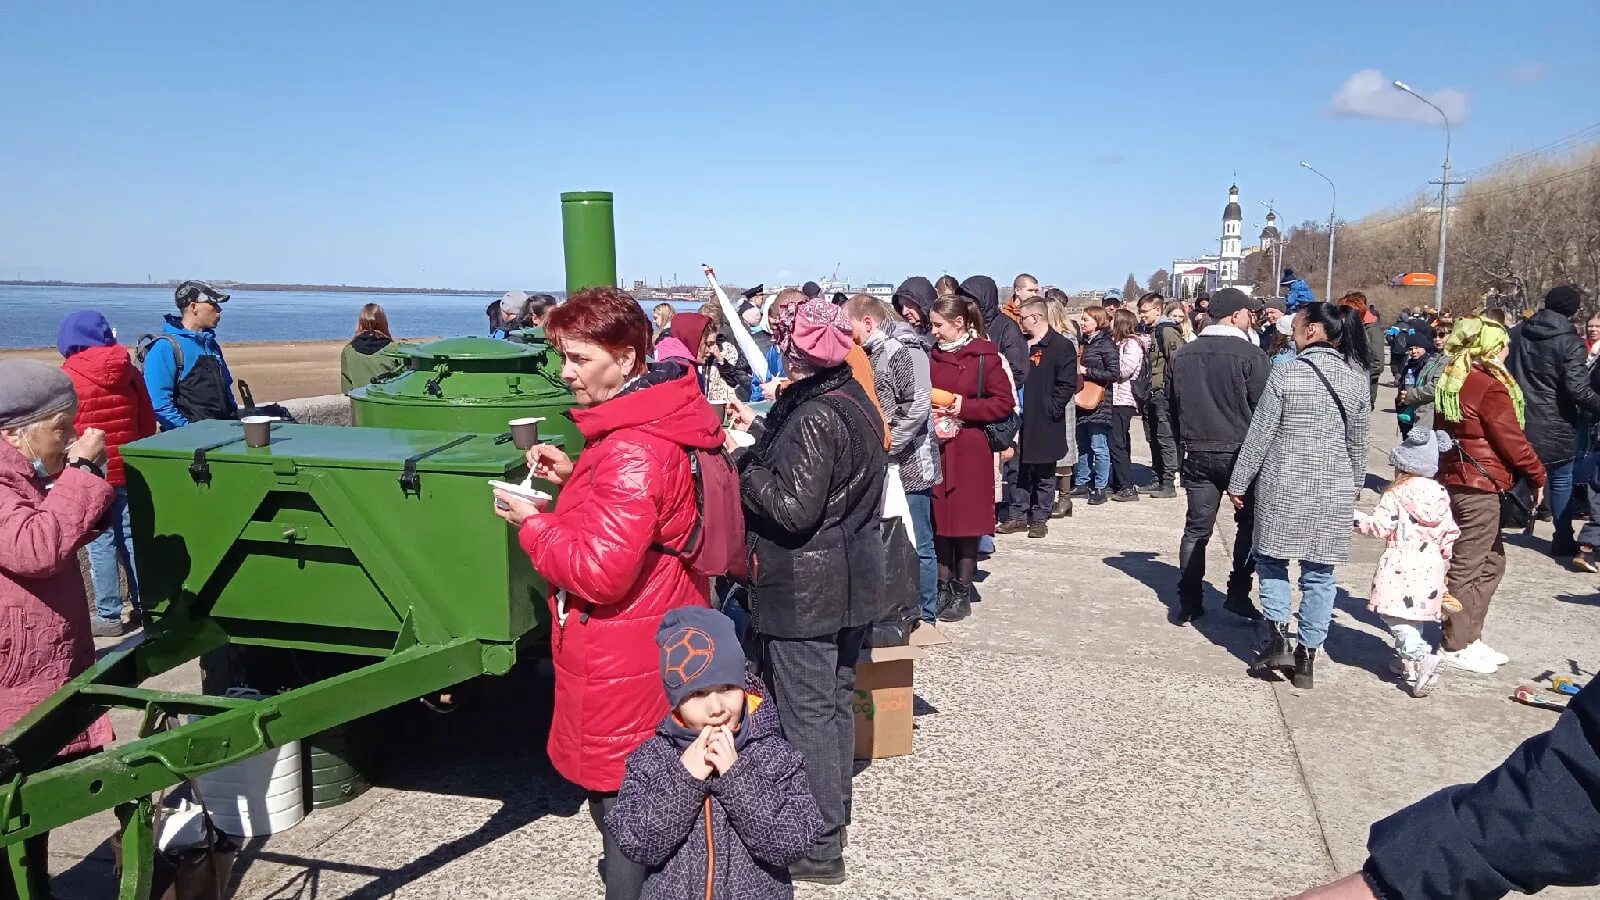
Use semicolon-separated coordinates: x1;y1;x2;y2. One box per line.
0;443;115;756
930;338;1015;537
62;345;158;487
517;367;723;792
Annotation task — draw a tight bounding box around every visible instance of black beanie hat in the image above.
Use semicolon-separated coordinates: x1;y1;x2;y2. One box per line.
657;607;745;710
1406;329;1434;351
1546;284;1583;317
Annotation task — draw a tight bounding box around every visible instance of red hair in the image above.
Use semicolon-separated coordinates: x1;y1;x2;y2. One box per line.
545;287;650;376
1337;291;1369;316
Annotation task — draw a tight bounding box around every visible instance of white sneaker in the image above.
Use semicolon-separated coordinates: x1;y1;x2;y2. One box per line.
1441;646;1498;674
1409;654;1444;698
1473;640;1510;666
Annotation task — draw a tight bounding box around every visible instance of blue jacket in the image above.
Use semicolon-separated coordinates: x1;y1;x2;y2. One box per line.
143;316;238;430
1284;279;1316;311
1365;678;1600;897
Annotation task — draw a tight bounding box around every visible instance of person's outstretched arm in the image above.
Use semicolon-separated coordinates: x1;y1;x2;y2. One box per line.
1287;679;1600;899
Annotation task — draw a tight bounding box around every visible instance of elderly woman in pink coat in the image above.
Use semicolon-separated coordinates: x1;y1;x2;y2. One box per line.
0;359;114;897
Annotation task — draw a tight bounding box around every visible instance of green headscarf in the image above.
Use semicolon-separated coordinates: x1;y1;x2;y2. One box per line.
1434;316;1524;426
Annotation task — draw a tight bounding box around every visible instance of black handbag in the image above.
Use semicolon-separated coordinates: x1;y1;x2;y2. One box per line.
1455;447;1535;531
976;355;1021;452
868;517;922;648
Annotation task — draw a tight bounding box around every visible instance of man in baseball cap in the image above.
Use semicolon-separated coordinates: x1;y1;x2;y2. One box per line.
144;280;238;430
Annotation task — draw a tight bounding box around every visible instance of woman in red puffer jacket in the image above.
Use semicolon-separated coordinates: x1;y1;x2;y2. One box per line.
492;288;724;900
58;311;157;635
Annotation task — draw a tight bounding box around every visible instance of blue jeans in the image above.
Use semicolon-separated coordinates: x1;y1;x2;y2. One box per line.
87;487;139;623
905;490;939;622
1073;423;1111;491
1256;555;1336;649
1547;458;1576;551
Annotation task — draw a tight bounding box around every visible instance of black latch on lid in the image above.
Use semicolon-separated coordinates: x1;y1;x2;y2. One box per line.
398;435;475;497
189;434;247;484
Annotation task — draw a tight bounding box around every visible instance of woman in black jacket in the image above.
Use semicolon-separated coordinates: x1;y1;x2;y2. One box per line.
727;293;888;881
1072;306;1119;505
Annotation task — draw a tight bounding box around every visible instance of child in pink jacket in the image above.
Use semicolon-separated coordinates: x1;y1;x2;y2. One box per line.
1354;429;1461;698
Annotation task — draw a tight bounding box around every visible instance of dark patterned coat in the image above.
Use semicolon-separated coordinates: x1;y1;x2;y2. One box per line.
607;693;822;900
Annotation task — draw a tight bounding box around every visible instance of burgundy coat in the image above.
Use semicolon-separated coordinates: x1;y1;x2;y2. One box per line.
0;443;114;756
517;364;723;792
930;338;1015;538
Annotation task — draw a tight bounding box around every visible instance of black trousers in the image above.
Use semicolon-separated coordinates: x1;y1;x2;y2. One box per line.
1019;462;1057;524
760;625;868;861
1178;450;1257;605
1141;390;1179;487
1108;406;1136;492
588;791;649;900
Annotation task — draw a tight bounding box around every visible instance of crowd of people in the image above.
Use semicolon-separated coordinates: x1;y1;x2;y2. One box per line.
3;273;1600;899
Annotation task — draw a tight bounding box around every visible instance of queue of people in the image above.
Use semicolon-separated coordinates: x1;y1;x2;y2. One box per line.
7;273;1600;900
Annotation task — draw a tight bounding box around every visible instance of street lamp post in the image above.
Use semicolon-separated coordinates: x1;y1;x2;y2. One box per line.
1300;161;1337;302
1393;79;1454;310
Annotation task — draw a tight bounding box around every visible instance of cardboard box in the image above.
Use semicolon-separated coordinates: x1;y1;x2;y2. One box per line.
908;621;950;647
853;644;926;760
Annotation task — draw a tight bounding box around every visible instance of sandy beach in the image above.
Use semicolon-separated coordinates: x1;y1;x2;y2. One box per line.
0;339;385;402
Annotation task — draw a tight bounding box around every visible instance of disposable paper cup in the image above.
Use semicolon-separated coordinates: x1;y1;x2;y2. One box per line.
241;416;275;448
726;429;755;449
509;417;545;450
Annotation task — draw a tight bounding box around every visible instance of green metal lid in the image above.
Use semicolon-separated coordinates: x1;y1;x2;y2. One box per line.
396;337;540;363
121;420;536;475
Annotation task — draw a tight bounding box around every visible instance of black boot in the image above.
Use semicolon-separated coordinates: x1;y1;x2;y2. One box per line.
1292;644;1317;689
1222;593;1264;622
1051;496;1073;518
790;856;847;884
934;580;953;619
1249;620;1296;675
1069;483;1092;497
938;581;972;622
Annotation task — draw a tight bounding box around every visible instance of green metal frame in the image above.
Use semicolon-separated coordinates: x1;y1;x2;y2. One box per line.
1;627;509;898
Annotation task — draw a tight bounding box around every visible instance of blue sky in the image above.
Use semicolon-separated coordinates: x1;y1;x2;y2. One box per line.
2;2;1596;292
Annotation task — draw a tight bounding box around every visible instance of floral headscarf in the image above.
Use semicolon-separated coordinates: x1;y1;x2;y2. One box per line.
772;297;852;371
1435;315;1523;426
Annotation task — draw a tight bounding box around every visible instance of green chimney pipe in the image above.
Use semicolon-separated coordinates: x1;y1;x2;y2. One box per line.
560;191;617;297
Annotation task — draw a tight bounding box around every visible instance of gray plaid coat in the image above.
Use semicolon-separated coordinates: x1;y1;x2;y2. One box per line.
1227;346;1372;565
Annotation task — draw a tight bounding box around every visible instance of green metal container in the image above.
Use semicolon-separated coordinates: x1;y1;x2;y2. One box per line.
349;336;583;453
561;190;617;296
303;725;370;810
122;419;553;654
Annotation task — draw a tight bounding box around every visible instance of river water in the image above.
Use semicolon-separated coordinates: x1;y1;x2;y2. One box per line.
0;285;526;349
1;286;708;349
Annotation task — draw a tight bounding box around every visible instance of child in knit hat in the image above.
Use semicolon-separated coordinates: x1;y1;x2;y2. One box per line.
1354;429;1462;698
606;607;822;898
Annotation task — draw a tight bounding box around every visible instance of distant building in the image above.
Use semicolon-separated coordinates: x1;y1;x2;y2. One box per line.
1170;257;1220;299
1219;184;1243;287
863;282;894;301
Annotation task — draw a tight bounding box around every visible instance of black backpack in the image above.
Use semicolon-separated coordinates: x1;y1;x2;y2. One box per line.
134;333;183;372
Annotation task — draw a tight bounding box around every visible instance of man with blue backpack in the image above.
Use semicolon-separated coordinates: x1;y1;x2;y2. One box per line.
141;280;239;431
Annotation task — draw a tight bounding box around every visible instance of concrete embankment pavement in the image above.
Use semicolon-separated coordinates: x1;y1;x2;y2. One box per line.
49;405;1599;899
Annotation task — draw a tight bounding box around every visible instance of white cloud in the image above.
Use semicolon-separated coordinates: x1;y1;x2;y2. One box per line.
1330;68;1469;125
1507;63;1547;85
